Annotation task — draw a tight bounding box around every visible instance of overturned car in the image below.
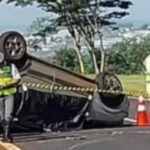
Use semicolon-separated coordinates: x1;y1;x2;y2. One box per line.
0;31;129;131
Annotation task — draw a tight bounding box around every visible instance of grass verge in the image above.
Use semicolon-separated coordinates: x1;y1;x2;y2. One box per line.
87;74;146;94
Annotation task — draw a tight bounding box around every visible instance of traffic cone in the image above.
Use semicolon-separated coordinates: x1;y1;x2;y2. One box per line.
136;96;149;126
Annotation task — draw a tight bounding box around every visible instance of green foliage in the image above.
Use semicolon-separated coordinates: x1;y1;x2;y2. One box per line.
48;35;150;75
53;47;80;72
107;36;150;74
53;47;93;73
28;15;58;37
81;53;94;74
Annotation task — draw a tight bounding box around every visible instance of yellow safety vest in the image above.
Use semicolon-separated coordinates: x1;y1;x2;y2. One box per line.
0;65;16;96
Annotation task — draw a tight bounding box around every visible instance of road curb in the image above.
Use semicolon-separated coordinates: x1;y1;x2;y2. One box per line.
0;142;21;150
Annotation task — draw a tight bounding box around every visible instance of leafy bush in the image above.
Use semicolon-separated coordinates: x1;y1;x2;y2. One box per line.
107;36;150;74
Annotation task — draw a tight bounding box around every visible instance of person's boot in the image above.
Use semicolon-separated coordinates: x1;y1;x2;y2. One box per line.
2;121;12;143
2;121;8;142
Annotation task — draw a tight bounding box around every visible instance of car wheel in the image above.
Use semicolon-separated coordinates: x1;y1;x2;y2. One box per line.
0;31;27;61
96;72;123;93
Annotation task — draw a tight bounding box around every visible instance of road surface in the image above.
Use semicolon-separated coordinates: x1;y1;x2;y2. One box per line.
15;127;150;150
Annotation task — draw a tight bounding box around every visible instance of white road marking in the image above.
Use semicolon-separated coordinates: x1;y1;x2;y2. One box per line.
111;131;124;136
124;118;136;123
137;131;150;134
37;138;65;143
69;138;113;150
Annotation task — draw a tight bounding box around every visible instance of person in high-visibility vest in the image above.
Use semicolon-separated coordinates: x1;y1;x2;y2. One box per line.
0;52;20;142
143;55;150;99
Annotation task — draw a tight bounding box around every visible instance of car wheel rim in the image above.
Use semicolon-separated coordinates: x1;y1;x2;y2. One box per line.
4;35;25;58
103;74;122;91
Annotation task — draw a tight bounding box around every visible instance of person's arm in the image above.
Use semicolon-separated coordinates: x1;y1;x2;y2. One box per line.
3;64;21;89
4;79;20;88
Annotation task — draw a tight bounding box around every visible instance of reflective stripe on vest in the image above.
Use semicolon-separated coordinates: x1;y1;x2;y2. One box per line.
0;65;16;96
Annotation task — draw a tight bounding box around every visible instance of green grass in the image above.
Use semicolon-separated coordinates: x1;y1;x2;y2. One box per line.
118;75;146;93
87;74;146;94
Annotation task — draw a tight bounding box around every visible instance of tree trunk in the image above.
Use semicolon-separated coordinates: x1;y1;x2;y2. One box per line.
90;51;99;74
83;41;99;75
99;34;105;73
64;15;85;74
75;48;85;74
100;50;105;73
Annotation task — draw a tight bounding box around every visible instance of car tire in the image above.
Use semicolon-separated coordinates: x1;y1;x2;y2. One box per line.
0;31;27;61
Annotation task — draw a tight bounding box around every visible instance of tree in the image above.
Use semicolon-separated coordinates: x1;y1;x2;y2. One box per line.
53;47;94;73
28;16;58;45
28;15;85;74
1;0;132;74
53;47;79;72
57;0;132;74
107;36;150;74
28;38;42;52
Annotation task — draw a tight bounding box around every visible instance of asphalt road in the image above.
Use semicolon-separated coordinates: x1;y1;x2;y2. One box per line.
68;129;150;150
12;98;150;150
15;127;150;150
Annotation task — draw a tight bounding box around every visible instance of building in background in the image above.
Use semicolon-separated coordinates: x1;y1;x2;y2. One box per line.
22;24;150;59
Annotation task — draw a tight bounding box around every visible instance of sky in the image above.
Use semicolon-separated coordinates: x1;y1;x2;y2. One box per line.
0;0;149;32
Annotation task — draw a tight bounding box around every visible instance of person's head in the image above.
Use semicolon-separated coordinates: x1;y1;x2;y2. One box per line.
0;52;5;65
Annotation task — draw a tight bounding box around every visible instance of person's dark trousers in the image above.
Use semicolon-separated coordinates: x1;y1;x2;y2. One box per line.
0;95;14;142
